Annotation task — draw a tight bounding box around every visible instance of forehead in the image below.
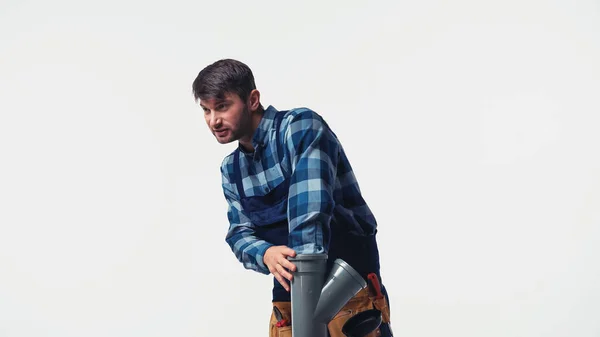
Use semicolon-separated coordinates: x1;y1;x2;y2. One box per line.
199;92;239;108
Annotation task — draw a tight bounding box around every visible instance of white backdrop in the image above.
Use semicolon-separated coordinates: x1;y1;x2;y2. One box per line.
1;0;599;336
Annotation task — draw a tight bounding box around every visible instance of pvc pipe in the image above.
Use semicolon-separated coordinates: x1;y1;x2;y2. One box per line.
288;254;367;337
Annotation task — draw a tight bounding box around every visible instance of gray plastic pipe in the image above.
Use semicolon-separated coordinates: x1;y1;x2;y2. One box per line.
288;254;367;337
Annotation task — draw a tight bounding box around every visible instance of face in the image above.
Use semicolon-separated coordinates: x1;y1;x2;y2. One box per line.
200;92;253;145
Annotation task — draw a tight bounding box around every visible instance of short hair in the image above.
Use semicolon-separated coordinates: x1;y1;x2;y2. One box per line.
192;59;258;104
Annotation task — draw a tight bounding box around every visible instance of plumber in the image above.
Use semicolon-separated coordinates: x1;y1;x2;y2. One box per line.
192;58;393;337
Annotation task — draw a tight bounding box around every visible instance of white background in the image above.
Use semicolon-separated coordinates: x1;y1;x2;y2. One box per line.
1;0;599;336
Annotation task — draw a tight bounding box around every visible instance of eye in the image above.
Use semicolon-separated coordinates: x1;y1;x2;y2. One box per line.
216;103;228;111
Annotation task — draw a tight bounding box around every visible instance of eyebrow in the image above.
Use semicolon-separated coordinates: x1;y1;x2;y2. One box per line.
200;98;231;109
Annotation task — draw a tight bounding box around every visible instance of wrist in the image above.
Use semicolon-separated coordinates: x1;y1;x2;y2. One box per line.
258;243;275;270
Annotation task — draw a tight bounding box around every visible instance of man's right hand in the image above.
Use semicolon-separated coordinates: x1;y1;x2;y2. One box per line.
264;245;297;292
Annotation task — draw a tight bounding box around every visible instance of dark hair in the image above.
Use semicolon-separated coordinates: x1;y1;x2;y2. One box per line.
192;59;258;104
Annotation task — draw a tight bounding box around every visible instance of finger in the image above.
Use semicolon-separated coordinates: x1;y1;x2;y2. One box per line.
276;263;293;281
280;258;297;272
273;272;289;291
281;247;297;257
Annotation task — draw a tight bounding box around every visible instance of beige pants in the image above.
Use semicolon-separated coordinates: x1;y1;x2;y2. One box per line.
269;287;391;337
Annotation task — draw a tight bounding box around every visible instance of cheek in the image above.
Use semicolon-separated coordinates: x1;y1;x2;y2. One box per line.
226;117;238;129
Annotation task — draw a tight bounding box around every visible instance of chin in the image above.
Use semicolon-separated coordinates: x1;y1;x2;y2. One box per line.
216;137;234;144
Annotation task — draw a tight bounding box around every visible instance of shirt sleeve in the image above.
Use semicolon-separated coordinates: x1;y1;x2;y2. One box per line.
221;164;274;275
283;109;340;255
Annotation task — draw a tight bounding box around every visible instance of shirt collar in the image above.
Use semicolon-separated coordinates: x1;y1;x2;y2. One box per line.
238;105;279;157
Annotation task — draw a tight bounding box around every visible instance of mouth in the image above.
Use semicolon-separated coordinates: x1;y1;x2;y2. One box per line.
214;129;229;137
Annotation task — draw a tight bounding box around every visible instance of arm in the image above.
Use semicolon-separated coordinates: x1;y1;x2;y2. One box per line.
221;164;274;275
283;109;340;255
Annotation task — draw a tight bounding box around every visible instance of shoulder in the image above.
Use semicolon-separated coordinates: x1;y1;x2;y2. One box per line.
219;150;239;199
219;150;237;180
278;107;329;137
281;107;324;124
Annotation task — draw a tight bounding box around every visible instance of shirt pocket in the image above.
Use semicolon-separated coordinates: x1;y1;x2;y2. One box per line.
263;161;288;194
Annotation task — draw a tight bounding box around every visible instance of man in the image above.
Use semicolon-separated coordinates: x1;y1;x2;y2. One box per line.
192;58;392;337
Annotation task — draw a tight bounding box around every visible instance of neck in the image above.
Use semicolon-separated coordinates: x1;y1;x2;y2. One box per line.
238;106;265;152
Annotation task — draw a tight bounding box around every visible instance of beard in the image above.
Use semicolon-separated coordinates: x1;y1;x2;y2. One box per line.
215;104;253;144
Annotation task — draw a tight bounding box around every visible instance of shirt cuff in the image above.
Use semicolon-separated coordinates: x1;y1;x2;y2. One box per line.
255;241;275;275
291;242;326;255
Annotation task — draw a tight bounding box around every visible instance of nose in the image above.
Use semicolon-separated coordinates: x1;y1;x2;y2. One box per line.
208;112;221;129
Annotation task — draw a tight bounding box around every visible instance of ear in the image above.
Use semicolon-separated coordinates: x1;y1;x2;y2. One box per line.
248;89;261;112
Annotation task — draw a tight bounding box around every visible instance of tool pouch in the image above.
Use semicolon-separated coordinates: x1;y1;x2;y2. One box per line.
268;290;392;337
369;293;393;337
269;302;292;337
327;288;392;337
371;295;391;324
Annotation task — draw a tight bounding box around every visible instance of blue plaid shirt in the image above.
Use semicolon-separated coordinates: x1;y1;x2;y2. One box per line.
220;105;378;275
